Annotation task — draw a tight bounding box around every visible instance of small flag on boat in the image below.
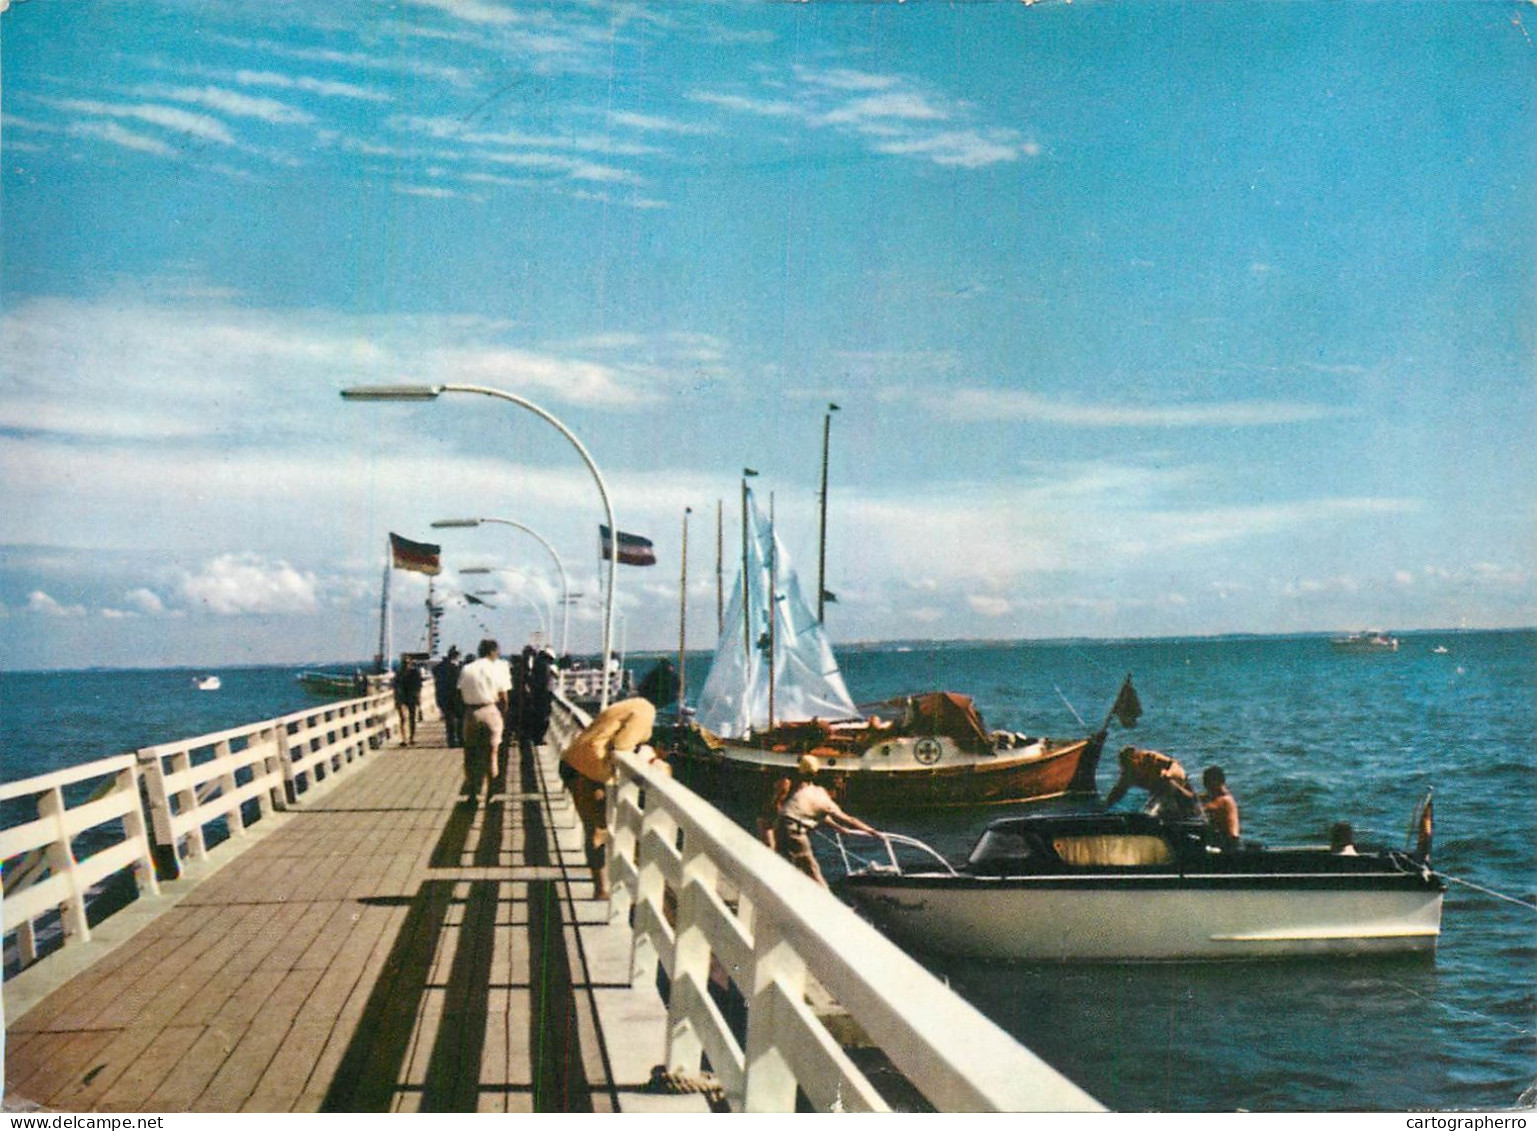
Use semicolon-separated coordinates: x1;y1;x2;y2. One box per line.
1111;675;1142;729
390;533;442;575
599;525;657;567
821;588;838;605
464;592;490;606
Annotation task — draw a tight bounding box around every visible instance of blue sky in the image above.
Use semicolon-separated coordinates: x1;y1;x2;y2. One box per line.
2;0;1533;670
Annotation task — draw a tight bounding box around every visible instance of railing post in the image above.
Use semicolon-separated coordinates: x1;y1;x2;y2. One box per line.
37;786;91;947
137;748;182;880
216;739;244;838
117;763;161;898
630;800;675;987
170;749;207;861
666;841;719;1074
607;774;641;923
741;919;808;1112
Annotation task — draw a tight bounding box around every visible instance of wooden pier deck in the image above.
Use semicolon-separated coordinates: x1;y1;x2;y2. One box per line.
4;721;706;1113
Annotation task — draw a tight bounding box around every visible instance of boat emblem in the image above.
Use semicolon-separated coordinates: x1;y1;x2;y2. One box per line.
872;894;928;912
914;737;942;766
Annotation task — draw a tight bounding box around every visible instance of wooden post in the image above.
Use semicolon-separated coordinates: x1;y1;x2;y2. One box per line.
38;786;91;946
667;843;721;1074
742;919;807;1111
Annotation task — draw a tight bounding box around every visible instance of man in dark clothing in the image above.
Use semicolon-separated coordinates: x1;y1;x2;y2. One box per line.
433;647;464;747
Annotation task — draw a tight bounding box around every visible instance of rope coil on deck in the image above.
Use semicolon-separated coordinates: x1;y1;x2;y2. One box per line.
646;1066;726;1104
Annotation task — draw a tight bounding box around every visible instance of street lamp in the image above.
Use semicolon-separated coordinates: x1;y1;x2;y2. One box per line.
433;516;571;658
342;382;620;709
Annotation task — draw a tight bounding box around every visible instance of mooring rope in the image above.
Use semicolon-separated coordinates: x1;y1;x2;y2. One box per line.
1437;871;1537;912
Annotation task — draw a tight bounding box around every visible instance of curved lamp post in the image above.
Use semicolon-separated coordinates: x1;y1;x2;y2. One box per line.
342;382;619;709
434;516;570;658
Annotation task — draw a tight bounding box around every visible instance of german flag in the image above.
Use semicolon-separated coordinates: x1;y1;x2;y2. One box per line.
390;533;442;576
599;525;656;567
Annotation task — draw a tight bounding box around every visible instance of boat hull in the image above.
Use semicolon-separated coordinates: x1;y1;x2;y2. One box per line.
843;873;1443;961
662;730;1101;810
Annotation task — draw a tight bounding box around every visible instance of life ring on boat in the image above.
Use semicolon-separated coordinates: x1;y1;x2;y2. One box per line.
572;677;590;696
914;737;942;766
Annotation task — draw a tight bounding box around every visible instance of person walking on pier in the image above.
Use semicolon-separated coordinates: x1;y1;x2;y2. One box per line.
394;658;423;745
561;697;668;899
457;639;510;804
775;755;879;888
433;646;463;747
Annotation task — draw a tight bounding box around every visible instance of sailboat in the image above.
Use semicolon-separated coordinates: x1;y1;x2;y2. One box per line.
662;487;1106;810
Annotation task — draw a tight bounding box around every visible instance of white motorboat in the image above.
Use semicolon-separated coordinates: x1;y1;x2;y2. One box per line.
1329;630;1400;652
193;675;222;691
840;809;1443;962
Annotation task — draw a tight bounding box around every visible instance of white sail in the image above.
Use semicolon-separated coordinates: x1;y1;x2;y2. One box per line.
695;489;858;738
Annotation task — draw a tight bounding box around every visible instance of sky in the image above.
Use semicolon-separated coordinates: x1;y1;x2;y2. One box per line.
1;0;1533;671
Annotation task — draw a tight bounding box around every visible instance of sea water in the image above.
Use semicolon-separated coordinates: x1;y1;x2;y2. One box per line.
1;631;1532;1112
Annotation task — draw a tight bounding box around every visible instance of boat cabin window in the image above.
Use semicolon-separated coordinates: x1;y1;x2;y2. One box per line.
967;827;1043;872
1051;834;1173;867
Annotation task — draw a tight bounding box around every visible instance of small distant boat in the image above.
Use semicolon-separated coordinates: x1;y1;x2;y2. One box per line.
1431;645;1450;655
193;675;221;691
1329;630;1399;653
297;670;369;698
841;809;1443;961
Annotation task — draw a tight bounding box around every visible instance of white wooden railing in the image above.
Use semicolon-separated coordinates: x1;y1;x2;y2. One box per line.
0;755;159;966
137;692;397;871
542;693;1101;1114
3;690;399;972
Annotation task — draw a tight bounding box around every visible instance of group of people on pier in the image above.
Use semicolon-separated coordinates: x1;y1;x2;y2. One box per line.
430;638;557;804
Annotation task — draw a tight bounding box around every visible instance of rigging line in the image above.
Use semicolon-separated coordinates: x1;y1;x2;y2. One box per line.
1055;685;1088;729
1437;872;1537;912
1378;977;1533;1039
1068;644;1116;677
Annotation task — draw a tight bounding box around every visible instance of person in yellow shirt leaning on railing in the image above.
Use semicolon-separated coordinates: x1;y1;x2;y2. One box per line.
561;697;668;899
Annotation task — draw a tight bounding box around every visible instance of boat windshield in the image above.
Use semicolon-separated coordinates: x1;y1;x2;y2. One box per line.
967;826;1044;873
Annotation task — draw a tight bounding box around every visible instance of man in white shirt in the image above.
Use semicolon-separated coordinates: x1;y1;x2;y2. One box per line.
457;638;511;803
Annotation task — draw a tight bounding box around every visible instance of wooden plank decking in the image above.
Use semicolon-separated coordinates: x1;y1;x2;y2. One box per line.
5;722;706;1113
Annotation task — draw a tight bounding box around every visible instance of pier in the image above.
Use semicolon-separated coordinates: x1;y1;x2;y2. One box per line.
3;691;1101;1113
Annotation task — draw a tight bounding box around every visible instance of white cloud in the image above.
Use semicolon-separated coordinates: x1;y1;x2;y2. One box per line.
179;554;319;615
41;97;239;147
26;590;86;617
126;588;167;615
232;70;391;103
133;84;315;126
694;64;1035;170
67;120;176;157
967;595;1013;617
909;387;1346;428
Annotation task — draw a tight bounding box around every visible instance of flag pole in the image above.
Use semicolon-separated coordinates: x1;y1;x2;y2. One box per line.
817;403;839;624
678;507;691;711
715;499;724;637
768;491;777;731
376;547;392;674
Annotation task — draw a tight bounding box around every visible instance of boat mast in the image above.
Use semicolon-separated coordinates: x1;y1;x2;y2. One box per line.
741;470;755;677
678;507;690;711
817;402;839;624
715;499;724;637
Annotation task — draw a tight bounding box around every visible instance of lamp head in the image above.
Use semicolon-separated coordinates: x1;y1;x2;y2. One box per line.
431;518;483;529
340;384;443;401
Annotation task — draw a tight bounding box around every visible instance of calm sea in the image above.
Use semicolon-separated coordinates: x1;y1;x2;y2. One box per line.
2;631;1533;1112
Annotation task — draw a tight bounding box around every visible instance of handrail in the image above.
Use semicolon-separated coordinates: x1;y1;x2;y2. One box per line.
3;689;400;975
605;746;1103;1113
0;753;159;967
